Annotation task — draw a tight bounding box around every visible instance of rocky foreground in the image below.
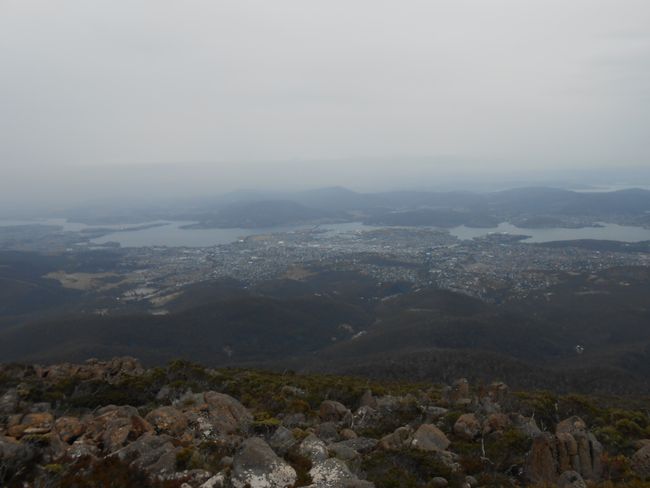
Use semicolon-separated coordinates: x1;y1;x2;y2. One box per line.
1;358;649;487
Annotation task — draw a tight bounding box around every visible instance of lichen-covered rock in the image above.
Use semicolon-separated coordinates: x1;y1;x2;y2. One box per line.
299;433;329;462
411;424;450;452
199;472;227;488
145;406;188;437
328;443;362;473
231;437;297;488
309;458;355;487
68;436;100;458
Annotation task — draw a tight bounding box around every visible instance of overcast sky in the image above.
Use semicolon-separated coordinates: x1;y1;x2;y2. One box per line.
1;1;649;202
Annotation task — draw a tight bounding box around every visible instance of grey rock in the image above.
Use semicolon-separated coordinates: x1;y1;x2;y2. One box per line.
0;389;19;414
632;444;650;480
145;406;188;437
115;433;180;476
0;435;36;479
231;437;297;488
316;422;340;443
328;443;362;473
299;433;329;462
334;437;378;454
203;391;253;435
282;413;307;428
309;458;355;487
269;425;296;456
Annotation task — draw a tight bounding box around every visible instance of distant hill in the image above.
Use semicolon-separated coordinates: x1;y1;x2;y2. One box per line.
1;267;649;395
61;186;650;229
186;200;350;228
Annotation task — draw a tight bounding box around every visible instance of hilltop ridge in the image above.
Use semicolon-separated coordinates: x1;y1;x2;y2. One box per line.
1;357;649;487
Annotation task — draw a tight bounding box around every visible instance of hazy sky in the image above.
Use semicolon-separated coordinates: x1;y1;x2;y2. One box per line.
1;0;649;201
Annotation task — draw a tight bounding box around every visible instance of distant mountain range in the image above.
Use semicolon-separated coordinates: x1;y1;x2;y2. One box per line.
62;186;650;229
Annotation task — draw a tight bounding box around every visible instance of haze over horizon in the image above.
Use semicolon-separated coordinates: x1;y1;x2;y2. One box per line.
1;1;649;206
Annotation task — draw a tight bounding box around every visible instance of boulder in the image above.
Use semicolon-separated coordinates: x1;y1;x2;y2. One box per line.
513;414;541;437
68;437;100;458
334;437;378;454
0;435;36;481
299;433;329;462
632;444;650;480
558;470;587;488
430;477;448;488
328;443;362;473
340;428;358;440
101;414;152;453
319;400;351;424
316;422;340;443
8;412;54;438
269;425;296;456
525;426;602;484
0;388;19;414
464;475;478;487
525;433;558;484
231;437;297;488
556;416;587;436
115;432;180;476
421;406;449;423
453;414;481;440
202;391;253;435
309;458;355;487
379;426;413;451
483;413;511;435
55;416;85;443
145;406;188;437
411;424;450;452
200;472;227;488
352;406;380;431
